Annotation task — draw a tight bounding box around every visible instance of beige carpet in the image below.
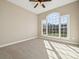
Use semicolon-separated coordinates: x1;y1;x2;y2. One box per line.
0;39;79;59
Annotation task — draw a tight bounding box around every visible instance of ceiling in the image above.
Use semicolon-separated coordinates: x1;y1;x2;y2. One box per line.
7;0;77;14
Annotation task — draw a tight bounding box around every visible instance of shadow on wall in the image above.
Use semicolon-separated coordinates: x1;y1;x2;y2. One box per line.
0;39;79;59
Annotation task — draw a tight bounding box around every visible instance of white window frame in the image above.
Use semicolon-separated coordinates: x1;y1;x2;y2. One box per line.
60;15;70;40
41;14;70;40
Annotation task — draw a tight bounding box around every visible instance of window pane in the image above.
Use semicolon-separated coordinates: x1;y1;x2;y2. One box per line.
61;15;68;37
47;13;60;36
42;20;46;35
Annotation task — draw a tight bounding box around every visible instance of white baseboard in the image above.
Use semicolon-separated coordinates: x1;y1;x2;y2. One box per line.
0;36;38;48
40;37;79;46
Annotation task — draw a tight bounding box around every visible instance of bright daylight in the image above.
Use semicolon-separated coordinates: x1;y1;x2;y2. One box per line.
0;0;79;59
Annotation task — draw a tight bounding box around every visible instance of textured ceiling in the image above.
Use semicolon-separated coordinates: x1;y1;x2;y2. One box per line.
7;0;77;14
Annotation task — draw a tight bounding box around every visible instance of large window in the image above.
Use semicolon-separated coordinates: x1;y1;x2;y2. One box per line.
47;13;60;36
41;12;70;38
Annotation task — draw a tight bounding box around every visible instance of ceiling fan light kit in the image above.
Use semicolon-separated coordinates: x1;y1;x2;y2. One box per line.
29;0;51;8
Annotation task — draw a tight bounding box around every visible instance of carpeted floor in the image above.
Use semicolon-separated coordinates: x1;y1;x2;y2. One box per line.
0;39;79;59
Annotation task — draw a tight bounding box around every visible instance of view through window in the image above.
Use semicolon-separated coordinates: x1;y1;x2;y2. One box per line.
41;12;69;38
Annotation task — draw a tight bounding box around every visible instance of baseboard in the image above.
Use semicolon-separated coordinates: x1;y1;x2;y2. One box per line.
40;37;79;47
0;35;38;48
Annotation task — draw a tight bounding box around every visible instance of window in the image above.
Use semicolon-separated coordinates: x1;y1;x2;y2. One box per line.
41;20;47;35
61;15;68;37
41;12;70;38
47;13;60;36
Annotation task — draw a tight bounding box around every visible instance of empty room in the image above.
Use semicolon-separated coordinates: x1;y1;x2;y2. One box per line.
0;0;79;59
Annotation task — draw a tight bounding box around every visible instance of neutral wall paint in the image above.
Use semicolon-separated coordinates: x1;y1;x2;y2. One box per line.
38;1;79;43
0;0;37;46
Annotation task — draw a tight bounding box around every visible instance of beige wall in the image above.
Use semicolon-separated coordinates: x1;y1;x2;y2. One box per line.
38;1;79;43
0;0;37;46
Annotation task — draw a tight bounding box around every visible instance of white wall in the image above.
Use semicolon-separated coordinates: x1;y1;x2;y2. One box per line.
0;0;37;46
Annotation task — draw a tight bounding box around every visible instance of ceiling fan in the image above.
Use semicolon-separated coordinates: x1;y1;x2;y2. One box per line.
29;0;51;8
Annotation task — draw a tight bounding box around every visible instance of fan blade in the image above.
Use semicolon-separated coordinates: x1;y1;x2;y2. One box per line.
42;4;45;8
34;3;38;8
